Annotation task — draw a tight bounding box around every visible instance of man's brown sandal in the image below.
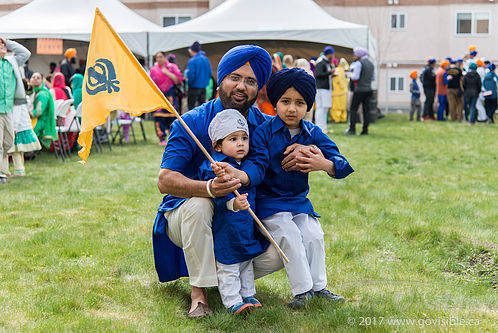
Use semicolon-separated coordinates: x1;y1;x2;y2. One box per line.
187;302;213;318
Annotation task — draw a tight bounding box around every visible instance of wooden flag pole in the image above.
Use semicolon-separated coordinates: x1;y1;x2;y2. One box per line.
170;112;289;263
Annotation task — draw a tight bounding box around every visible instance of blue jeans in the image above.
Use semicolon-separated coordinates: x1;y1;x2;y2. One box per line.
465;96;478;123
437;95;447;121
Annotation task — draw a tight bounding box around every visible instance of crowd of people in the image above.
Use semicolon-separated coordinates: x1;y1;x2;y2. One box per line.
256;46;375;135
0;37;377;186
412;45;497;124
0;40;85;184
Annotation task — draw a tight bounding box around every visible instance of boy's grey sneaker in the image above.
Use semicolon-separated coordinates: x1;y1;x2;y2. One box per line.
0;174;6;184
287;290;313;308
314;289;345;302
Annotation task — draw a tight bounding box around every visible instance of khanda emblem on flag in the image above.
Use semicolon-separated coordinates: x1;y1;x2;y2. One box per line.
86;58;120;95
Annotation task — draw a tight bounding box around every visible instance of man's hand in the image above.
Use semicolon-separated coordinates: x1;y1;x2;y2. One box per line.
210;174;241;197
233;193;250;211
295;147;335;175
282;143;318;172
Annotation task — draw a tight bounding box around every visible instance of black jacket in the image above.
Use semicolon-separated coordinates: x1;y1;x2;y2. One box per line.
462;71;482;98
60;58;75;87
314;57;332;90
421;65;436;91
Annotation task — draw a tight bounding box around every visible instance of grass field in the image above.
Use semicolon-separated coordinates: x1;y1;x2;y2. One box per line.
0;114;496;332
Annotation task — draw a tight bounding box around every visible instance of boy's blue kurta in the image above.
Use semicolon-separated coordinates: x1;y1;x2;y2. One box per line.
198;152;269;265
153;98;270;282
249;116;354;220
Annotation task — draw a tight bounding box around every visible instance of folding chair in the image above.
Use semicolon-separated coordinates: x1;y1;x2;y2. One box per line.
111;111;147;144
54;99;74;159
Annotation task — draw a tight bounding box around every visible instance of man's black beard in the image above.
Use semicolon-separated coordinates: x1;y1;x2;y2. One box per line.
218;83;256;117
70;58;76;64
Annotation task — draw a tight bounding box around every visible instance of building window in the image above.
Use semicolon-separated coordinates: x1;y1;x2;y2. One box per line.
390;13;406;29
389;76;404;92
456;12;490;35
162;15;192;27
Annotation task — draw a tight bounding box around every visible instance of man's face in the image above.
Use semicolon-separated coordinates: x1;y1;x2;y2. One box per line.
219;64;258;116
0;39;6;59
325;53;334;61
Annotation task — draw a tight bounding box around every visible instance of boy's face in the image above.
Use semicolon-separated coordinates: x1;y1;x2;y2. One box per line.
215;130;249;162
276;87;307;129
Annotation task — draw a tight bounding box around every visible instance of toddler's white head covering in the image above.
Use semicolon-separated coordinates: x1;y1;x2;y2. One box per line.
208;109;249;143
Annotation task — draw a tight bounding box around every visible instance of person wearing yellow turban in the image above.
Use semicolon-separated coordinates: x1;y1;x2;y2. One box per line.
330;58;349;123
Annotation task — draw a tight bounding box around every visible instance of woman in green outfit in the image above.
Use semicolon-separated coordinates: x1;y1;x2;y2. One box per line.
71;73;83;110
29;72;57;149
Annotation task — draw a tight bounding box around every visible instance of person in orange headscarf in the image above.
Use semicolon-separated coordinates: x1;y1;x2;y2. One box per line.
436;59;450;120
409;70;421;121
256;64;278;116
60;47;77;86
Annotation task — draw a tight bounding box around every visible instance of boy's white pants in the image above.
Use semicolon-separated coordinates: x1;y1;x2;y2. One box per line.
262;212;327;296
216;260;256;308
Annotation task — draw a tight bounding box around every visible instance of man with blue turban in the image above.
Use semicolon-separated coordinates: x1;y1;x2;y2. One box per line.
314;46;335;133
153;45;290;318
421;58;437;120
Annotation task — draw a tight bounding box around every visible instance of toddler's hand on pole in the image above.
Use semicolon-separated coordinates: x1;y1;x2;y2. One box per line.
233;193;250;211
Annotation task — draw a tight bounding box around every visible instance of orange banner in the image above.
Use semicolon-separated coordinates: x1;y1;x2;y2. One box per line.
36;38;63;55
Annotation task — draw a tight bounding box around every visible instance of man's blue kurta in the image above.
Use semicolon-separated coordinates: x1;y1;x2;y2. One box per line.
153;98;270;282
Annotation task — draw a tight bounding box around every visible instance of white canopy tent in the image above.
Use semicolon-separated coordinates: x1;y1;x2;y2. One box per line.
0;0;162;56
149;0;377;62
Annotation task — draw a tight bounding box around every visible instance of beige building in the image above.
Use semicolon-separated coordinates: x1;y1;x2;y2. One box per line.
1;0;496;109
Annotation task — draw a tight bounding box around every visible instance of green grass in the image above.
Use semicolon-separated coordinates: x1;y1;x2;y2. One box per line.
0;115;496;332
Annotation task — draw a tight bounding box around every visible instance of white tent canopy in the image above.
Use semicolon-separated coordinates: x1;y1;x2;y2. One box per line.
149;0;377;61
0;0;162;56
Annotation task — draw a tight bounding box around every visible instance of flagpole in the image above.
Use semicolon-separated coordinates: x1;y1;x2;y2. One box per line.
172;113;290;263
84;8;289;263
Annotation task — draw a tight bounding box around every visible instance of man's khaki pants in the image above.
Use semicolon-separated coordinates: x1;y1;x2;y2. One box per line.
447;88;463;121
164;197;284;288
0;112;14;175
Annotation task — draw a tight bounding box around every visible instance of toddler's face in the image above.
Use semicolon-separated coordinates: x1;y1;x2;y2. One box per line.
276;87;307;129
216;130;249;162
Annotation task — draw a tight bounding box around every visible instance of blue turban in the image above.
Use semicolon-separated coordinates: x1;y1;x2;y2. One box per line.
470;50;477;57
427;58;436;64
266;68;317;112
217;45;272;90
324;46;335;55
487;63;496;71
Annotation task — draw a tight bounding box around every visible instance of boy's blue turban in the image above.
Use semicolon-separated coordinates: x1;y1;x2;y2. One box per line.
217;45;272;90
266;68;317;112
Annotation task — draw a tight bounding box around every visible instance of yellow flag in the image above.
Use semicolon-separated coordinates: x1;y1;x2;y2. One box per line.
78;8;178;164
